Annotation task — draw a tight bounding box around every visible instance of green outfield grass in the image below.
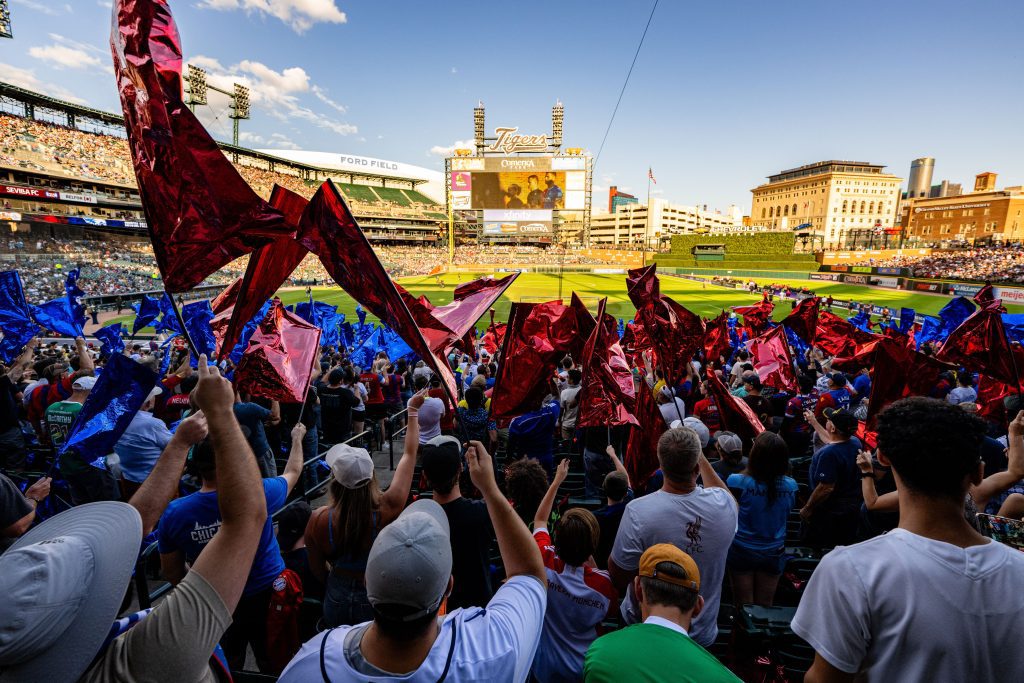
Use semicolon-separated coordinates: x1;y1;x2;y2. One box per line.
104;270;1022;334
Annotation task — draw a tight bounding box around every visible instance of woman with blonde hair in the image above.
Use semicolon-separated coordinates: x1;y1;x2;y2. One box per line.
304;389;426;627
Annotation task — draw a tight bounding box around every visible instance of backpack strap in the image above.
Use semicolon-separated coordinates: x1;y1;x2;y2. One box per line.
319;628;338;683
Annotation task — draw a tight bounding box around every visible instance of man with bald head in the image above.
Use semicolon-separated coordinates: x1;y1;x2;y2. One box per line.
607;427;738;647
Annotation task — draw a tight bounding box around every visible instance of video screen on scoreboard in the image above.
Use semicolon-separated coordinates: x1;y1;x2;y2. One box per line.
450;156;586;211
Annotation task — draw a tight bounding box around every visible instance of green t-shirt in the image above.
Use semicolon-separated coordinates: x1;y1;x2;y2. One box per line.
584;623;740;683
46;400;84;473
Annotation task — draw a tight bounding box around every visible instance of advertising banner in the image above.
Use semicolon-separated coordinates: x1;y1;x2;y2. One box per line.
1;184;59;200
995;287;1024;304
57;192;98;204
842;274;870;285
948;283;984;297
869;276;900;288
809;272;842;281
911;281;943;292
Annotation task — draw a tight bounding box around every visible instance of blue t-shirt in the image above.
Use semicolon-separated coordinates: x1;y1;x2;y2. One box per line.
158;477;289;595
726;474;799;551
233;402;272;457
508;402;559;461
852;373;871;400
809;438;862;512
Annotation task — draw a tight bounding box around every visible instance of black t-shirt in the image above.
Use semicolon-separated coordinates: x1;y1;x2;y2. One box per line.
0;376;20;432
743;394;774;423
439;497;495;610
319;385;359;444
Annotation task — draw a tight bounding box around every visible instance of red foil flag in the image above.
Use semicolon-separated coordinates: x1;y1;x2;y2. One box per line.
748;325;797;392
297;181;456;402
624;371;667;491
235;301;321;403
733;298;775;337
577;298;638;428
935;305;1021;389
815;311;878;358
214;185;310;359
705;368;765;444
703;312;732;365
491;301;582;420
781;296;820;345
110;0;287;292
626;266;705;387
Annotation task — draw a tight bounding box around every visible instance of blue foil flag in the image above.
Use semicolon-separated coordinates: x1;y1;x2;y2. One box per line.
356;304;367;327
849;310;872;333
154;292;183;335
132;294;161;335
0;270;34;329
0;270;40;362
939;297;975;337
382;326;415;362
916;316;942;349
31;297;83;338
228;299;272;365
61;354;158;469
1002;314;1024;345
899;308;916;334
95;323;126;359
350;325;382;369
159;335;179;376
64;268;87;332
182;299;216;366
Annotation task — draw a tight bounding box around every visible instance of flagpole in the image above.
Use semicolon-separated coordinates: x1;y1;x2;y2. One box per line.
165;290;199;358
643;171;652;267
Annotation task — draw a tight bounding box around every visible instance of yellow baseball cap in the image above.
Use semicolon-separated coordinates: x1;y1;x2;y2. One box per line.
638;543;700;591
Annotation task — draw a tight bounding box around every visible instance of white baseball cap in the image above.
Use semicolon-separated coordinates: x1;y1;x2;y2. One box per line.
72;376;97;392
325;443;374;489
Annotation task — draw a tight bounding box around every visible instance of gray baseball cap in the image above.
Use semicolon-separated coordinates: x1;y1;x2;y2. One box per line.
365;499;452;620
325;443;374;489
0;502;142;682
715;431;743;455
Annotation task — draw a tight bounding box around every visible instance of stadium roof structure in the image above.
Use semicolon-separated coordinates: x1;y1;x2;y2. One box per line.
0;82;125;126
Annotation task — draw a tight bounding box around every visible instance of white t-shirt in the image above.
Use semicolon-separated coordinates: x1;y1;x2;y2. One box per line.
279;575;546;683
610;487;737;646
416;396;445;444
792;528;1024;682
532;527;617;683
659;398;687;425
560;386;581;430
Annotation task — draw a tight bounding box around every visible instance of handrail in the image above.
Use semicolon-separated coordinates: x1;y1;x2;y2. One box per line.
386;408;409;470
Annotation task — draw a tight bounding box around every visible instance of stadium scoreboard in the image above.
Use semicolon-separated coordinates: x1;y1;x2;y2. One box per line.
445;102;593;249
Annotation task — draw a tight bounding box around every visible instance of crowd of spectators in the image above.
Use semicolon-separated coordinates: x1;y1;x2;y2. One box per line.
1;304;1022;682
854;245;1024;284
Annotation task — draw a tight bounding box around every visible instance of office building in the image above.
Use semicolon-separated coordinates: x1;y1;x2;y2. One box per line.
608;186;638;213
589;199;742;247
750;160;902;248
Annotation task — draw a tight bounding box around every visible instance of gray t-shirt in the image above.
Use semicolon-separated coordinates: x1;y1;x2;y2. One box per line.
84;569;231;682
610;487;737;646
560;386;581;430
0;473;32;553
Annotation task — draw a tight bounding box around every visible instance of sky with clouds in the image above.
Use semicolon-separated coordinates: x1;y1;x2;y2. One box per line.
2;0;1022;212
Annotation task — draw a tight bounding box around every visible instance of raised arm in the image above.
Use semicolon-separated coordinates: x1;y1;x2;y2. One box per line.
5;338;38;382
188;356;267;614
697;451;733;497
534;459;570;528
971;412;1024;508
805;409;832;445
280;422;306;494
73;336;94;376
467;440;545;582
380;389;427;518
605;443;631;488
129;410;208;536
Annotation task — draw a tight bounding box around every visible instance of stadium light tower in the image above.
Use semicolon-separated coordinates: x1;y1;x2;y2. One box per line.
473;101;485;156
229;84;250;147
551;100;563;149
184;64;208;111
0;0;13;39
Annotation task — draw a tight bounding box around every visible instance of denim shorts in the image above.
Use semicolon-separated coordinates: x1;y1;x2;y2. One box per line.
727;543;785;575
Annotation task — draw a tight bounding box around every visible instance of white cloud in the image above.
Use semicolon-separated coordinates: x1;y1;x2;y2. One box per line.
198;0;347;33
97;1;113;7
186;55;357;137
28;44;102;71
429;138;475;157
0;62;86;104
12;0;67;16
311;85;346;114
451;67;457;74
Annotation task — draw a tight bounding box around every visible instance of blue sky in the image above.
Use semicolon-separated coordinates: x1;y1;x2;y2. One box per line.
3;0;1022;212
